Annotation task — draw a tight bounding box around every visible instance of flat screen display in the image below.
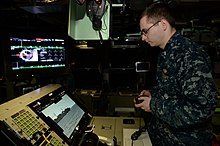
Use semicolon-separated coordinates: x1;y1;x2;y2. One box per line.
10;36;65;71
28;87;93;144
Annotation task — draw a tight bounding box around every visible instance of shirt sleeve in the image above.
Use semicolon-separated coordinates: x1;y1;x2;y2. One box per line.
150;48;218;129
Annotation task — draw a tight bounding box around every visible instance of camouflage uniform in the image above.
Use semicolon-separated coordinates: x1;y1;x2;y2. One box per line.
148;32;218;146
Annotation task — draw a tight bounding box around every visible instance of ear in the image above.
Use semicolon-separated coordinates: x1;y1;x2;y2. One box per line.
160;19;168;31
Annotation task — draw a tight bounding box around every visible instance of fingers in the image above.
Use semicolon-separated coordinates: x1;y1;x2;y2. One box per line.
140;90;148;95
140;90;151;96
135;103;151;112
134;102;142;108
134;95;152;112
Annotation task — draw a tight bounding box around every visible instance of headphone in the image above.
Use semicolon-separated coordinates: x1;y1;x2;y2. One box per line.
86;0;107;31
76;0;107;31
76;0;86;5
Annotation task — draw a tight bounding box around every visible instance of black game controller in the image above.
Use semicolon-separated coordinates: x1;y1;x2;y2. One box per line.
135;96;144;104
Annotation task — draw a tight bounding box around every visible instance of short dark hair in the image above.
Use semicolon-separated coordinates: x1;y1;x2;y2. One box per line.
141;3;175;27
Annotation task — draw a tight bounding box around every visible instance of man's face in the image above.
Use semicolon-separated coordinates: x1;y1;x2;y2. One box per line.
139;16;163;47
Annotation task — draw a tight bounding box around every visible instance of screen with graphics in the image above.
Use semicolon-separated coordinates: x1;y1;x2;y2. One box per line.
10;36;65;70
28;87;93;144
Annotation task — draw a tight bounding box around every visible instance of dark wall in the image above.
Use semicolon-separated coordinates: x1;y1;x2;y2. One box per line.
1;0;220;94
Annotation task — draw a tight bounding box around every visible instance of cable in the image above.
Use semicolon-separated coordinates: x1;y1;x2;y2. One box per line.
139;115;141;127
99;31;103;44
131;139;134;146
131;124;147;141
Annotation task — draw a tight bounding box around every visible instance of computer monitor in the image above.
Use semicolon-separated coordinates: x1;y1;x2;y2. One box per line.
28;86;93;145
10;36;65;71
4;33;68;80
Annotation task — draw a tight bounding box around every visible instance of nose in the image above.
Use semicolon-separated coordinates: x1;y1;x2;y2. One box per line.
141;35;147;42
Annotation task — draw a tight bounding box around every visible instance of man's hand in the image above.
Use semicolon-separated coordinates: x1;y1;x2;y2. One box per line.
135;90;152;112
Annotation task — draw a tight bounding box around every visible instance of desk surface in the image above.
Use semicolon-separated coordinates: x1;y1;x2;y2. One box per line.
91;116;152;146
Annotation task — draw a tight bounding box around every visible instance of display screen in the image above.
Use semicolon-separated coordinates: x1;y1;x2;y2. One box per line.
42;93;84;138
28;87;92;144
10;36;65;70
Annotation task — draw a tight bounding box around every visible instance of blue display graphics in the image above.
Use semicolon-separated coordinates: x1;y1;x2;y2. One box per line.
10;37;65;70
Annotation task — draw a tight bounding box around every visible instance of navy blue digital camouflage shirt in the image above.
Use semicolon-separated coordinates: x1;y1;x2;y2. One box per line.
148;32;218;146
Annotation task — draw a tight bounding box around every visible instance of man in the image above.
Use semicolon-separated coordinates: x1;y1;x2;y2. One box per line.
135;3;218;146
